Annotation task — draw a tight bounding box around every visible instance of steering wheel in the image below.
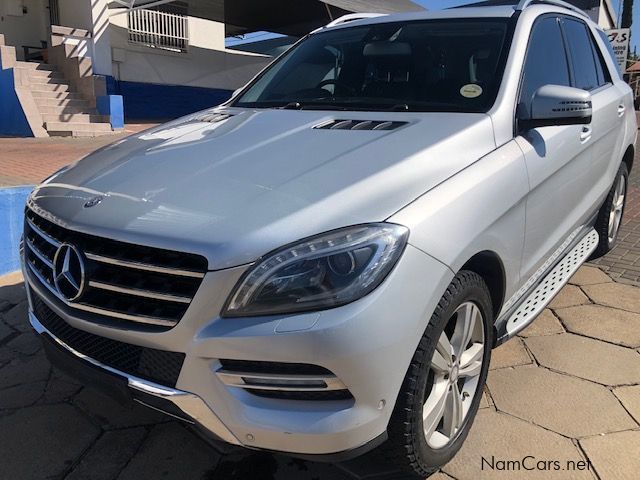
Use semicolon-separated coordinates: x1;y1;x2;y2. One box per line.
316;79;356;94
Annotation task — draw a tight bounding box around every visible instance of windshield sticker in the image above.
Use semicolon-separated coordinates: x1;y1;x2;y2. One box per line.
460;84;483;98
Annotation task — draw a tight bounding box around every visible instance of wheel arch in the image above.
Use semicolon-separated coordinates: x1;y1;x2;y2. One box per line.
459;251;506;322
622;143;634;173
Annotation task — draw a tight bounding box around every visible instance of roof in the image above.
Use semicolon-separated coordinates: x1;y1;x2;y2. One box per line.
626;61;640;73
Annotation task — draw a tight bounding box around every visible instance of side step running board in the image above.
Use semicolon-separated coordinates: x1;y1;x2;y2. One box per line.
502;229;599;340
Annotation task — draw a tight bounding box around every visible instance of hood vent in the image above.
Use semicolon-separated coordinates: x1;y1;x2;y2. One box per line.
193;112;234;123
314;119;407;131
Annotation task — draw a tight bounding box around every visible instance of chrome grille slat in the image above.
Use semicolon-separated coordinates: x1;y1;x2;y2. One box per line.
84;252;205;278
26;263;178;327
25;238;54;269
88;280;192;304
24;209;208;331
27;217;62;248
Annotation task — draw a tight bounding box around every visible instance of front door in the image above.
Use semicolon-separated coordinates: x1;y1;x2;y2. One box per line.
516;15;600;282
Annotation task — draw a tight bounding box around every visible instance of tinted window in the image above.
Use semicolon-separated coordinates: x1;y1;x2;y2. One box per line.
520;17;570;106
591;32;612;84
563;19;600;90
234;19;510;112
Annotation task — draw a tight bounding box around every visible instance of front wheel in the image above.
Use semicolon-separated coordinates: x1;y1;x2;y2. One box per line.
383;271;493;478
592;163;628;258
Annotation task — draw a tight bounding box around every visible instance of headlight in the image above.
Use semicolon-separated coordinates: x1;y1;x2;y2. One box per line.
223;223;409;317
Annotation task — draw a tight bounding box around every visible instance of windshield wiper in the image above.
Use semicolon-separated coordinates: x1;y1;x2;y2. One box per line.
388;104;410;111
277;101;352;111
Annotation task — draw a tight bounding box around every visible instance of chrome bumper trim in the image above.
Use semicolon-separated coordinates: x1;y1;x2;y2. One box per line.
28;311;241;446
216;369;348;392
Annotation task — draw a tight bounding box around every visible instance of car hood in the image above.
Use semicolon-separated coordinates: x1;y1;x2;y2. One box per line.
29;107;496;269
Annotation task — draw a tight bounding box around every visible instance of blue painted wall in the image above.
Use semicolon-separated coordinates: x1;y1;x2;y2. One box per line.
0;186;32;275
0;69;33;137
106;77;233;120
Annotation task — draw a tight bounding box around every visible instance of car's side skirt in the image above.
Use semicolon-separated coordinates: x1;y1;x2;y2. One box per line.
494;226;599;345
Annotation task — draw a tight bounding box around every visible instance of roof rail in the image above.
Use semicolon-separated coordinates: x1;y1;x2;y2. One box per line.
515;0;590;19
325;13;387;28
310;13;387;34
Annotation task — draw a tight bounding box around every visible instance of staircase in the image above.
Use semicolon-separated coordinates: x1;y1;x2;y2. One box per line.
14;60;115;137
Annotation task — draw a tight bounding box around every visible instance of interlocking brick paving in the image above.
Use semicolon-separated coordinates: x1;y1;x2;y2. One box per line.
0;124;155;187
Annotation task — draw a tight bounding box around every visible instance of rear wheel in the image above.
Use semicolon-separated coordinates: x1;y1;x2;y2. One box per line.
383;271;493;478
592;163;628;258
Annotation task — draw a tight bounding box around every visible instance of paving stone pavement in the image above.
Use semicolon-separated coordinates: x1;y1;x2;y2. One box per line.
2;265;640;480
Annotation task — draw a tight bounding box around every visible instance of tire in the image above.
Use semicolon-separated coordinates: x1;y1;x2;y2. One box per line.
382;271;494;478
592;163;629;259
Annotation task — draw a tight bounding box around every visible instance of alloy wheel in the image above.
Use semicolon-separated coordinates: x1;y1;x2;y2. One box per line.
422;301;485;449
608;174;626;244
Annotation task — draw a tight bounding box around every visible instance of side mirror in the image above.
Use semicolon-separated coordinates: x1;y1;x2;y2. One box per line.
519;85;592;129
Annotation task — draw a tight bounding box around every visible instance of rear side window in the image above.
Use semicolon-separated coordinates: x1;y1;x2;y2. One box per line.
591;31;613;84
520;17;570;106
562;19;600;90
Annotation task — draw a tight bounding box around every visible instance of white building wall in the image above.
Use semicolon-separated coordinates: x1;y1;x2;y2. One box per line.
57;0;112;76
57;0;92;30
108;8;271;90
0;0;49;60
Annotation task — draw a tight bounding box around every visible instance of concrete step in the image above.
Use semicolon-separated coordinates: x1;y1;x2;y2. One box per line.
34;97;90;108
45;121;113;133
48;129;119;138
30;82;71;93
42;113;109;124
37;105;97;115
15;67;63;79
15;61;55;71
31;91;83;100
47;130;115;138
29;76;69;85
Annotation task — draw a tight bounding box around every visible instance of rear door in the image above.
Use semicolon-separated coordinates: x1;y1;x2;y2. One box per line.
560;17;626;216
515;16;595;282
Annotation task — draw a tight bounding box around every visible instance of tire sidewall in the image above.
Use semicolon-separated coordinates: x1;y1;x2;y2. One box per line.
410;273;493;470
606;164;629;250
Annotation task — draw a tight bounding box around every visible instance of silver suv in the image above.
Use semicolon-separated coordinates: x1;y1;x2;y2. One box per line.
22;0;636;477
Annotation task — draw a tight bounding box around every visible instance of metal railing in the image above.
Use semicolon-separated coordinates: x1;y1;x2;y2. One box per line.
127;8;188;52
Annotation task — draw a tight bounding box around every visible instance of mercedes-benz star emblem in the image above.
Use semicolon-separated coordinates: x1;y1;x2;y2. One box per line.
84;196;103;208
53;244;86;302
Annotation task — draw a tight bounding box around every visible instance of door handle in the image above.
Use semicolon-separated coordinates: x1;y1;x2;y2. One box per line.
580;126;592;142
617;104;626;117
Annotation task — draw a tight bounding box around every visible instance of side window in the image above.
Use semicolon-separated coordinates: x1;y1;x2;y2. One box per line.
590;31;613;85
562;19;600;90
520;17;571;107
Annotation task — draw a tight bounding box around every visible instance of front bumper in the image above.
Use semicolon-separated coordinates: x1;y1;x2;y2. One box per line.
30;310;242;446
25;244;452;457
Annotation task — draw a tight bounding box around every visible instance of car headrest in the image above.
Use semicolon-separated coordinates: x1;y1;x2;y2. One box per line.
363;41;412;57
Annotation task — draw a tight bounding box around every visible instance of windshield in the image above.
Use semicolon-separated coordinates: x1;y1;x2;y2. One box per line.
233;18;511;112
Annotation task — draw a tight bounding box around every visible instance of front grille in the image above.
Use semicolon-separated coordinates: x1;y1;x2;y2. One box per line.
33;295;185;387
24;208;208;330
217;359;354;402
